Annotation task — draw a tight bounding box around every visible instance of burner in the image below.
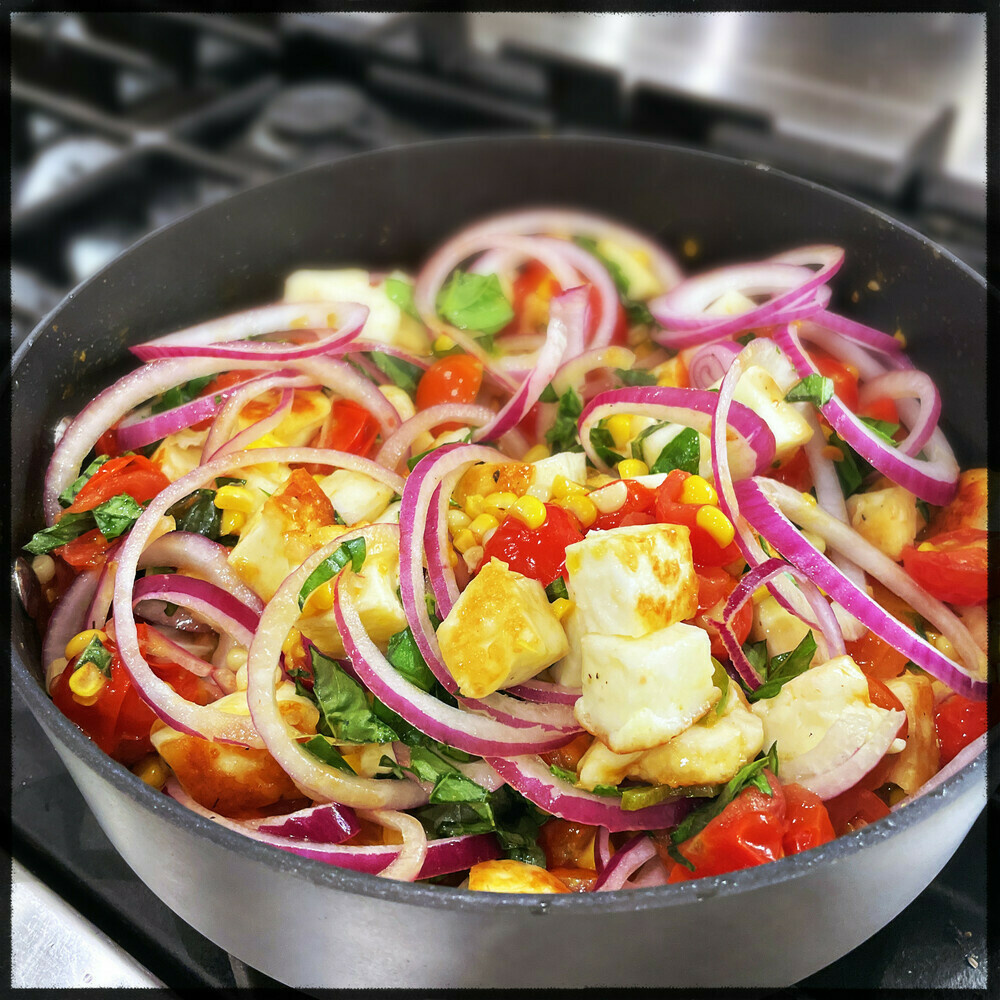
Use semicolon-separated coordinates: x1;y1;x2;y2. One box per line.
262;82;372;140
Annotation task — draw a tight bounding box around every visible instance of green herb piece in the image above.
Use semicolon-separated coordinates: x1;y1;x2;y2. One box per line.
735;332;757;346
401;745;488;805
151;374;215;415
615;368;657;387
574;236;655;327
785;374;834;407
620;783;717;811
168;488;224;539
372;698;473;762
741;639;769;680
549;764;619;797
630;420;667;461
301;735;356;773
75;635;112;678
367;351;424;395
545;577;569;602
624;299;655;327
298;538;367;610
544;386;584;455
746;631;817;703
860;416;901;446
915;498;931;524
406;429;473;472
668;743;780;869
539;383;559;404
92;493;144;541
438;271;514;336
24;511;98;555
386;627;437;694
711;656;730;716
589;425;625;468
214;476;246;488
384;277;421;320
649;426;701;475
58;455;110;507
310;647;398;744
162;602;178;617
827;431;865;498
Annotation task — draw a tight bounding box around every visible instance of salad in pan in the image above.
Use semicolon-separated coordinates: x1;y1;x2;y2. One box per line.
21;209;988;893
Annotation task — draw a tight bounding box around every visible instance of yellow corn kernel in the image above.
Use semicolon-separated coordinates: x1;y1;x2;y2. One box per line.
453;529;477;554
214;485;257;513
309;579;336;612
679;475;718;506
552;474;587;499
801;491;817;506
64;629;108;661
606;414;636;451
696;505;736;549
68;661;107;700
434;334;455;352
133;755;170;790
482;491;519;519
752;585;770;604
558;494;597;528
931;632;958;661
446;509;472;535
917;541;938;552
654;357;687;388
507;495;548;530
220;509;246;535
464;493;487;518
822;445;844;462
551;598;575;622
31;554;56;586
448;545;459;568
469;513;500;542
523;444;551;463
617;458;649;479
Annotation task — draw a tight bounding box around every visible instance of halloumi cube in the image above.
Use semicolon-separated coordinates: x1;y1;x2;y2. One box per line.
468;859;569;894
749;594;822;665
318;469;395;525
526;451;587;501
238;388;331;447
549;604;584;687
595;238;662;301
152;426;210;483
574;622;719;753
846;486;919;561
731;365;813;461
436;558;569;699
564;523;698;637
882;672;939;794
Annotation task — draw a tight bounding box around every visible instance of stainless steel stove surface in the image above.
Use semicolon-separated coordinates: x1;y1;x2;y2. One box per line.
8;11;989;991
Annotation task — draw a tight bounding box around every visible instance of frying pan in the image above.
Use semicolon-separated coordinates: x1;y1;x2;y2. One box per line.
8;136;989;988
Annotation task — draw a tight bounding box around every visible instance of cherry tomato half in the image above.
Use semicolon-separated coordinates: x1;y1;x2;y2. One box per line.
479;503;583;586
781;783;836;856
191;370;263;430
691;566;753;661
653;470;742;567
54;528;112;571
65;454;170;513
846;629;909;680
901;528;988;606
416;354;484;433
315;399;380;458
589;480;657;531
934;694;988;766
811;351;859;412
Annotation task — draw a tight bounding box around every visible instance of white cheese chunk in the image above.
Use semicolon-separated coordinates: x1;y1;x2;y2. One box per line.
574;622;719;753
749;594;821;665
846;486;919;561
317;469;394;525
526;451;587;501
549;604;584;687
704;288;758;318
564;523;698;638
731;365;813;461
436;558;569;699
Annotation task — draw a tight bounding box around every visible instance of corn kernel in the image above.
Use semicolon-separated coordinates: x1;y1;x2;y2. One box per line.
552;474;587;499
133;755;169;790
893;329;907;348
752;585;770;604
917;541;938;552
469;513;500;541
65;629;108;661
434;334;455;352
31;554;56;586
446;509;472;534
214;485;257;513
654;356;687;388
558;494;597;528
617;458;649;479
523;444;551;463
453;529;477;554
220;509;246;535
679;475;718;506
68;660;107;700
482;491;518;519
551;598;575;622
932;633;958;661
462;545;485;573
606;414;636;451
696;505;736;548
448;545;459;568
309;579;336;612
590;480;628;514
507;495;548;530
464;493;487;518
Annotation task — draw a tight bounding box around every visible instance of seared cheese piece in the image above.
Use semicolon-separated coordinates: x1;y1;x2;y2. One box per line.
846;486;919;561
526;451;587;501
317;469;395;525
574;622;719;754
750;655;896;767
750;594;821;665
299;528;408;658
549;604;585;687
283;268;430;354
927;467;987;534
577;683;764;790
468;859;569;894
237;388;330;447
564;523;698;638
152;426;210;483
882;672;939;794
731;365;813;461
436;558;568;699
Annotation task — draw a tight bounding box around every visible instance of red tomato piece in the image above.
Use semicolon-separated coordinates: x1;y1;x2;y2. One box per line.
811;351;859;411
857;395;900;425
65;454;170;513
652;470;742;567
934;694;988;766
315;399;380;458
781;783;836;855
667;775;786;882
866;676;909;740
767;446;813;493
901;528;988;606
823;784;890;837
191;370;262;430
589;480;656;531
415;354;485;433
54;528;112;571
846;630;909;680
95;426;121;459
479;503;583;586
691;566;753;660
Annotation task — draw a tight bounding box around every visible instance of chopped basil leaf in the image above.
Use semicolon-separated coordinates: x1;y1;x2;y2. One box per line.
372;698;473;762
384;277;421;321
668;743;780;869
92;493;145;541
649;426;700;475
310;647;398;744
624;299;655;327
746;631;817;703
630;420;668;461
58;455;110;507
386;627;438;694
620;783;717;812
162;602;178;617
367;351;424;395
711;656;730;716
545;387;584;455
298;538;367;610
151;374;214;415
214;476;246;488
860;416;901;446
589;425;625;468
438;271;513;336
549;764;577;783
301;735;356;773
735;332;757;346
545;577;569;602
76;635;112;678
828;431;866;498
741;639;769;680
406;429;474;472
615;368;656;387
915;498;931;524
785;374;834;407
168;488;224;540
574;236;655;327
399;745;489;805
539;382;559;404
24;510;98;555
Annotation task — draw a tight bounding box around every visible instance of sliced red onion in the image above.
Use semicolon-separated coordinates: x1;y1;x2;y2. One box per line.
628;855;670;888
243;801;360;842
857;369;940;458
291;356;403;433
131;301;368;362
484;755;693;833
734;477;987;700
594;833;657;891
375;403;497;473
359;808;428;882
423;473;463;617
806;309;905;357
594;826;612;874
550;346;635;399
892;733;987;809
687;340;742;389
774;324;958;505
42;569;100;689
579;385;776;476
782;708;906;800
138;625;215;678
206;386;295;460
504;679;582;706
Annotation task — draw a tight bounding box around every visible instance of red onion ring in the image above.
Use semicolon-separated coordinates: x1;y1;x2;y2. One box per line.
375;404;497;474
857;368;941;458
42;569;99;689
687;340;742;389
504;679;582;706
550;346;635;399
593;833;658;891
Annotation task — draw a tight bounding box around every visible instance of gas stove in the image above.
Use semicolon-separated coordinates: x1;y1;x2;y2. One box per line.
8;11;989;991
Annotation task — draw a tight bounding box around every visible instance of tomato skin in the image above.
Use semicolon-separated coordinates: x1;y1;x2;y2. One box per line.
811;352;859;411
847;630;909;680
934;695;988;766
190;370;262;430
652;470;742;567
65;454;170;513
538;819;598;870
692;566;753;660
902;528;988;605
95;426;121;458
782;783;836;855
539;732;593;772
416;355;484;410
865;676;909;739
479;503;584;586
589;480;657;532
667;775;786;882
858;395;900;425
823;785;890;837
767;446;813;493
317;399;380;457
54;528;112;571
